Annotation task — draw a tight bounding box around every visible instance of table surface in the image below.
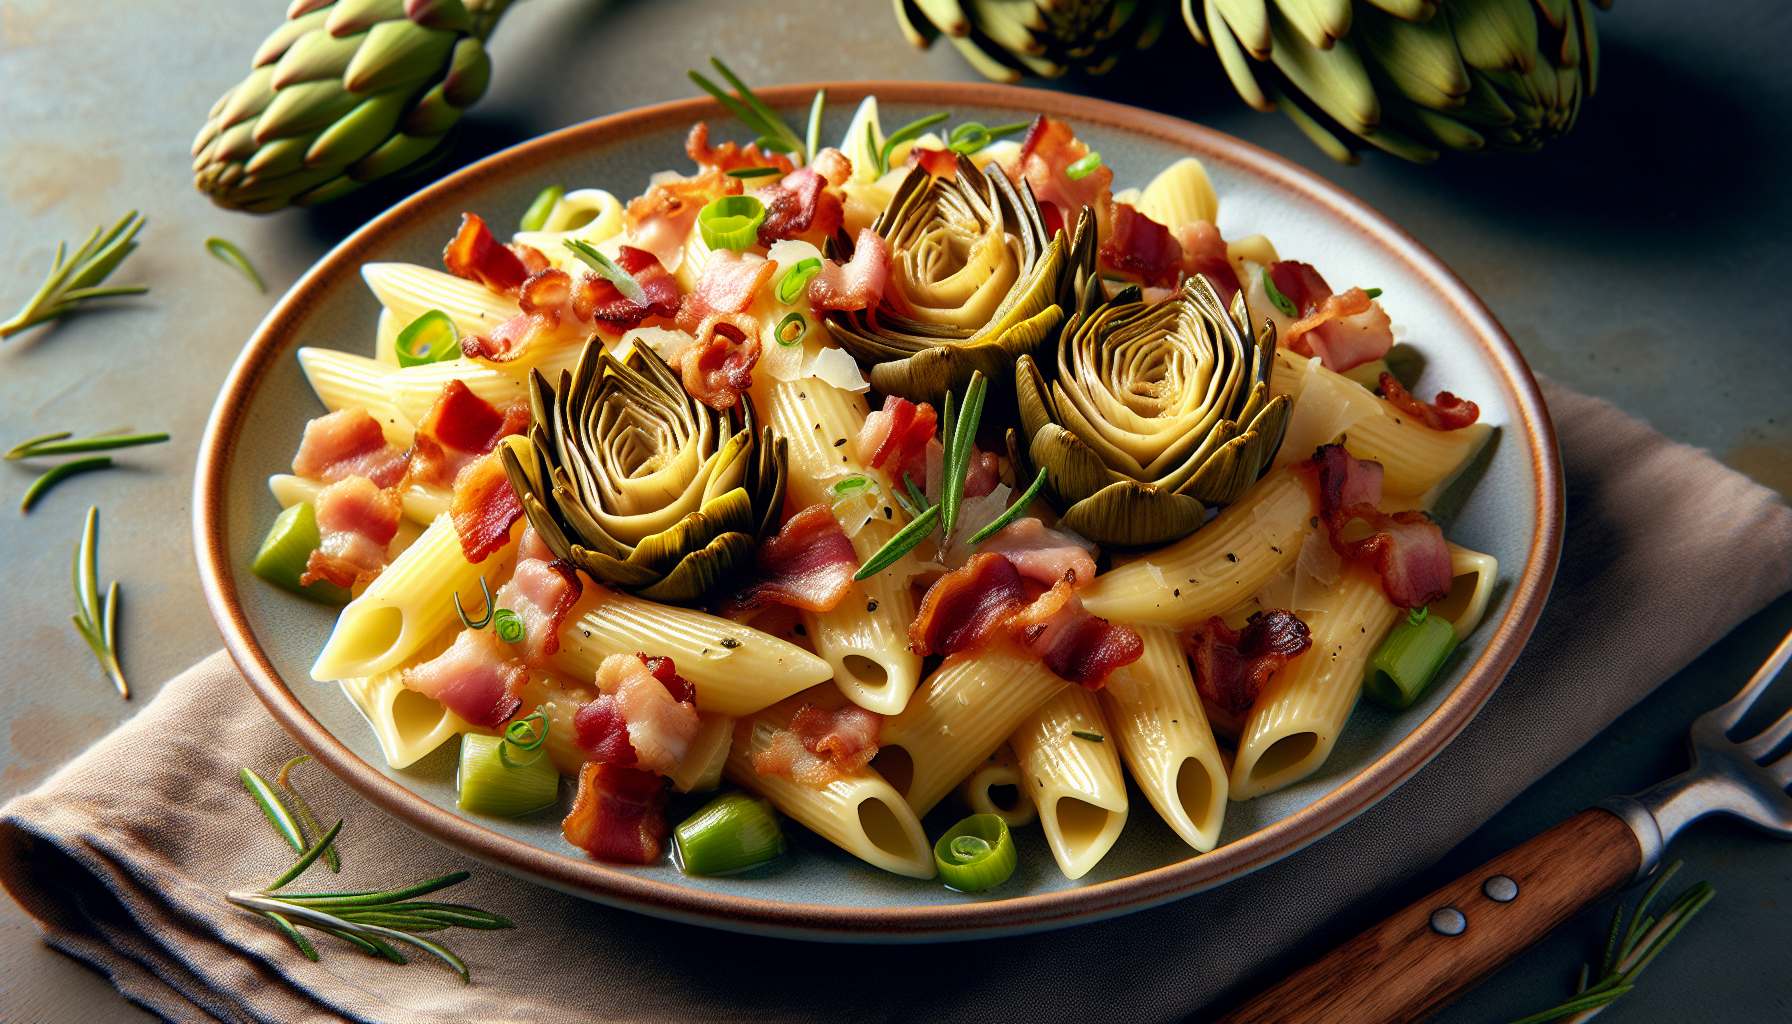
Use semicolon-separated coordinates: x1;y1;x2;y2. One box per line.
2;1;1788;1021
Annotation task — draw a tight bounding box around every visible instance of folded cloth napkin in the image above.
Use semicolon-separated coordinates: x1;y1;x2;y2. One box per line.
4;378;1791;1024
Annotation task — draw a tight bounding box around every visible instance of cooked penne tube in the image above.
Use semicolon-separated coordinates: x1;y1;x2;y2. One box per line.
375;308;401;365
296;347;413;448
1433;543;1498;637
752;372;923;714
877;638;1067;818
954;743;1036;828
1136;156;1218;233
384;336;590;426
1100;625;1228;851
311;514;521;681
1081;465;1315;629
547;586;832;718
337;628;478;769
725;689;934;878
669;712;734;793
1010;687;1129;880
1230;561;1402;800
268;473;448;529
361;262;519;338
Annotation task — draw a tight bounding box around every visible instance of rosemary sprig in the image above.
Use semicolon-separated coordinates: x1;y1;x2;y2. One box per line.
204;237;266;293
70;506;127;698
1505;860;1713;1024
687;58;809;163
262;755;342;873
1;211;148;339
7;430;170;460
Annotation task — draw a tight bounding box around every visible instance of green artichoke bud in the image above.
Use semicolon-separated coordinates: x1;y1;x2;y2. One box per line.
894;0;1176;81
824;155;1097;408
500;341;788;605
192;0;512;212
1011;273;1290;548
1189;0;1605;162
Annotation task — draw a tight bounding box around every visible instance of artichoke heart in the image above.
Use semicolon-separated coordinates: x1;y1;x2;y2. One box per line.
1012;274;1291;548
824;154;1097;407
500;339;787;605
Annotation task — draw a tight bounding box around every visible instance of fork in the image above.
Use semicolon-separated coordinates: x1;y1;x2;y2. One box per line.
1216;627;1792;1024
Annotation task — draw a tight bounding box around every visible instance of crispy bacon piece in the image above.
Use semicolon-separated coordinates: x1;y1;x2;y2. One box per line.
1007;116;1112;239
638;654;696;704
676;250;777;333
724;504;858;614
752;701;882;787
909;552;1029;656
577;653;700;776
448;449;522;563
1378;373;1481;431
406;380;530;489
1176;220;1240;308
624;166;737;268
809;228;890;313
301;475;402;588
977;518;1096;587
569;245;683;332
907;145;960;179
756;166;843;248
1184;610;1313;716
686;122;797;176
400;628;527;728
1005;573;1141;690
1308;443;1385;513
574;697;635;766
459;267;585;365
669;250;776;409
857;395;938;486
494;527;582;667
1100;203;1181;287
1267;261;1392;373
1324;504;1454;608
443;213;532;294
562;761;670;865
291;408;409;488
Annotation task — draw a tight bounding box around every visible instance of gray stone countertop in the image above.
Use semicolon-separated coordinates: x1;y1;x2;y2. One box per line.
1;0;1787;1020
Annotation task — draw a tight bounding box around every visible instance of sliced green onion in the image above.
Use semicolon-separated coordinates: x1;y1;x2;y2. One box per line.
674;792;787;876
492;608;525;646
775;311;808;346
854;503;939;580
726;166;783;179
1261;268;1298;318
832;475;872;497
241;767;309;857
204;237;265;293
697;195;767;252
879;111;950;173
1363;605;1459;711
21;456;111;512
519;184;565;232
498;710;548;768
933;813;1016;892
564;239;648;305
775;257;823;304
457;733;559;817
805;89;825;168
392;309;461;368
1364;287;1383;299
967;466;1048;545
1065;151;1103;180
250;502;352;605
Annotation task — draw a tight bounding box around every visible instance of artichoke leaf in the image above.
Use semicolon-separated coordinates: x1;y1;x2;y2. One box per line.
624;488;756;576
635;532;759;604
572;546;668;589
1056;479;1208;550
1029;422;1120;508
1013;353;1060;447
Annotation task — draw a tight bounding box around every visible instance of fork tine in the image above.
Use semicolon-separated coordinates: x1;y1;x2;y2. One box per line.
1770;749;1792;789
1705;626;1792;732
1741;704;1792;761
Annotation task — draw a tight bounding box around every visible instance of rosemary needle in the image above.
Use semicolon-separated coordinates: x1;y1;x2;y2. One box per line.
0;211;148;339
7;430;170;460
21;456;112;512
70;506;128;698
205;237;266;293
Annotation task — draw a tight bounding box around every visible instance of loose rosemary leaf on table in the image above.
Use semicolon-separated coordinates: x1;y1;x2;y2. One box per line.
70;506;127;698
0;211;148;339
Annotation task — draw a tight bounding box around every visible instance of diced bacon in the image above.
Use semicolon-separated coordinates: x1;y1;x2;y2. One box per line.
1100;203;1181;287
511;243;551;277
1184;610;1313;716
574;697;636;766
909;552;1028;656
568;246;682;333
585;652;700;776
855;395;938;484
448;449;523;563
752;700;882;787
685;122;796;176
977;518;1097;587
668;250;776;409
1308;443;1385;514
1268;261;1393;372
459;268;587;365
1175;220;1240;308
625;166;737;268
908;145;960;179
562;761;670;865
1004;573;1141;690
1006;116;1112;239
300;475;402;588
638;655;696;704
291;408;409;488
963;448;1000;500
811;147;854;188
400;627;526;728
724;504;858;614
1379;373;1481;431
494;533;582;667
406;380;530;489
755;166;842;248
808;228;890;313
443;213;531;294
676;250;778;333
1323;504;1455;608
1267;261;1332;317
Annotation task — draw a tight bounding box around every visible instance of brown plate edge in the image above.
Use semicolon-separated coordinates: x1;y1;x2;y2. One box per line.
194;81;1564;942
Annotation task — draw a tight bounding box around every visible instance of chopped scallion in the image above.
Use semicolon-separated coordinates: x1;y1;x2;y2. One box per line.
392;309;461;368
1065;151;1103;180
519;184;565;232
775;257;823;304
696;195;767;252
250;503;352;605
493;608;525;646
457;733;558;817
1362;605;1459;711
775;311;808;346
674;792;787;876
933;814;1016;892
1364;287;1383;299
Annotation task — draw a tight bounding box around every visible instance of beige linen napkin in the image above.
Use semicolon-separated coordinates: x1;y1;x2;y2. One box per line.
4;378;1791;1024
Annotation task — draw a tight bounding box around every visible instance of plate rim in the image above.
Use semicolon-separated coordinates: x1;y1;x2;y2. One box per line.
194;80;1564;941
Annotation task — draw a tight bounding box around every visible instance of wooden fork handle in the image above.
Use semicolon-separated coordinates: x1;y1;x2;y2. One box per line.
1214;808;1643;1024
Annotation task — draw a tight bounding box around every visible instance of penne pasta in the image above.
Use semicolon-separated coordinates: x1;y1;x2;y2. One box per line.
384;336;590;426
725;689;935;878
296;347;414;448
668;712;734;793
1433;543;1498;637
375;308;401;366
1230;561;1402;800
268;473;448;529
955;743;1036;828
361;262;519;338
1010;687;1129;880
876;638;1067;818
1100;625;1228;851
337;628;481;769
1136;156;1218;233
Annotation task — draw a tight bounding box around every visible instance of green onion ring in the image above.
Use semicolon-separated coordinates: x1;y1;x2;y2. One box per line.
933;814;1016;892
393;309;461;368
1065;151;1103;180
493;608;525;646
697;195;767;252
775;257;823;304
775;311;808;347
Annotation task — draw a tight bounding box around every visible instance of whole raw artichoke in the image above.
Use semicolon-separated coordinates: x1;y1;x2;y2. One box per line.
895;0;1175;80
191;0;512;212
1011;274;1290;548
500;341;788;605
824;155;1097;407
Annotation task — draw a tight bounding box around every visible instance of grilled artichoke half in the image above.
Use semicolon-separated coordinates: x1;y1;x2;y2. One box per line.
1012;273;1291;548
825;155;1097;408
894;0;1175;80
500;341;787;605
192;0;513;212
1189;0;1605;162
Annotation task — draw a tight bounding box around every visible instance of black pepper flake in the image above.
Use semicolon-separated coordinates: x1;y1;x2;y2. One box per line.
1270;546;1282;554
720;637;741;649
1173;588;1181;597
794;624;806;635
1225;553;1237;563
582;629;590;638
866;600;879;612
1310;516;1320;528
833;438;847;447
883;507;893;519
798;392;806;399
